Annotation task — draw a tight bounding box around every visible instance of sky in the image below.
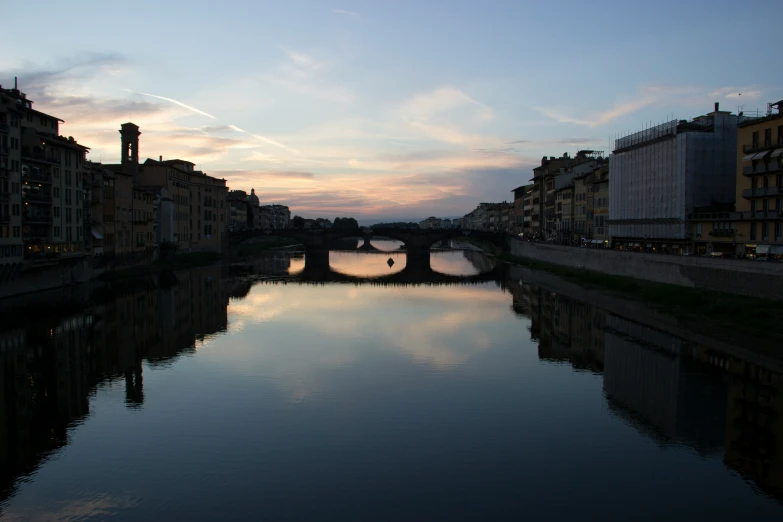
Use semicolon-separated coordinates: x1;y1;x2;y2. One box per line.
1;0;781;221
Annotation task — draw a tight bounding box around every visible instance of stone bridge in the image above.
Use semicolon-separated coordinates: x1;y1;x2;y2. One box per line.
228;228;510;260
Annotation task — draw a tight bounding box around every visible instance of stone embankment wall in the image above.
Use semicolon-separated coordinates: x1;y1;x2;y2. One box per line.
510;239;783;301
0;258;106;300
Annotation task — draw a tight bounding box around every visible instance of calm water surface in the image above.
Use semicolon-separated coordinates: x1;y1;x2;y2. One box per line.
1;250;782;521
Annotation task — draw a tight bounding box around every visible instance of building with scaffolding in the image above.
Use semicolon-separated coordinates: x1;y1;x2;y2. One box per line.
608;104;739;253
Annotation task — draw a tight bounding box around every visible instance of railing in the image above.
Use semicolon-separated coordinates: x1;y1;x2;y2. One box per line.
743;187;782;198
22;152;60;165
23;215;53;225
748;210;781;220
743;163;782;175
687;212;733;220
708;230;734;237
22;191;52;203
23;170;52;183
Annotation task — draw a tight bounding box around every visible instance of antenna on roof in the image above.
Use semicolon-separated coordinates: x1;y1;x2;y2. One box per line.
14;77;17;89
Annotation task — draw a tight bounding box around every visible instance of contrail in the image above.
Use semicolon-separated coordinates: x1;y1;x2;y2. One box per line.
125;90;299;154
228;124;299;154
124;89;216;119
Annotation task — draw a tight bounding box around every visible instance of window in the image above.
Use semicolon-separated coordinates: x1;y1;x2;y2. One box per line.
696;223;702;237
765;128;772;147
752;131;759;148
777;198;782;212
53;187;60;198
777;222;782;240
762;222;768;240
65;189;72;204
750;222;757;240
54;226;60;237
65;208;72;224
12;226;19;237
764;176;769;189
11;204;19;216
763;199;769;212
778;125;783;145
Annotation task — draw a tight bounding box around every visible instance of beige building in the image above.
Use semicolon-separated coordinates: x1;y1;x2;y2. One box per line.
691;100;783;258
0;88;23;267
112;123;229;253
1;81;90;262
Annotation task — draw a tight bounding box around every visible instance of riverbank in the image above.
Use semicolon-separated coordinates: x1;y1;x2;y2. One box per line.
502;253;783;343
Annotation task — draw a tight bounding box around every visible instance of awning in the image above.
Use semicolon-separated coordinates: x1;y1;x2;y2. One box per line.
742;153;756;161
91;227;104;240
757;245;771;255
770;148;783;158
752;151;770;160
771;246;783;255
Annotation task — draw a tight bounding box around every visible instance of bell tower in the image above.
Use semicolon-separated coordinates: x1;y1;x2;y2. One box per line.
120;122;141;177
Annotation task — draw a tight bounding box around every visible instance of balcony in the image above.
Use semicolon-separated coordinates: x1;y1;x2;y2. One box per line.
708;230;734;237
743;187;782;198
21;150;60;165
748;210;781;220
23;169;52;184
743;163;782;176
23;215;53;225
743;142;778;154
22;191;52;204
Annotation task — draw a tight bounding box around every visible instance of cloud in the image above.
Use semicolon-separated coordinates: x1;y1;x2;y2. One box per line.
506;139;531;144
214;169;316;180
125;90;216;119
332;8;361;19
708;86;762;101
265;47;354;103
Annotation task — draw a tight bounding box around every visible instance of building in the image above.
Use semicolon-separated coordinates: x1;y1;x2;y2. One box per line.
590;164;610;246
529;151;606;240
510;184;533;236
419;216;442;229
0;87;23;266
609;104;739;254
690;100;783;258
258;204;290;230
228;190;249;231
105;124;230;253
0;81;91;263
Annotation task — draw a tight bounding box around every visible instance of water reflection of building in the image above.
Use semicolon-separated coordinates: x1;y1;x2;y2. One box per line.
0;265;229;506
508;276;783;501
507;279;605;371
603;316;727;455
461;249;495;274
699;347;783;500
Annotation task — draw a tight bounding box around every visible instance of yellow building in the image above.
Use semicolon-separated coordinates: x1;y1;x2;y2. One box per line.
691;101;783;258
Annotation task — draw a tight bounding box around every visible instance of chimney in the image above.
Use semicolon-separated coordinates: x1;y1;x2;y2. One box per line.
159;155;162;162
14;77;17;89
714;102;719;112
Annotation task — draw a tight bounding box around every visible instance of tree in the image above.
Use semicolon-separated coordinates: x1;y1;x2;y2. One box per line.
292;215;305;229
333;217;359;230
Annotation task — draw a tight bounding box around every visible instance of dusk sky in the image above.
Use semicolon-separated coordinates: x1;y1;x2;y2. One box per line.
2;0;781;220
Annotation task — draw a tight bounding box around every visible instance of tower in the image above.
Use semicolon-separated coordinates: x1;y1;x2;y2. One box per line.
120;122;141;177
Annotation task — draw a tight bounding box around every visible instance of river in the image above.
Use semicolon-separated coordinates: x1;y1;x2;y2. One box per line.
0;247;781;521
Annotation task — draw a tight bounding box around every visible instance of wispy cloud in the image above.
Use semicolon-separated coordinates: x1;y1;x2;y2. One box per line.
332;8;361;19
125;90;216;119
708;86;762;101
265;47;354;103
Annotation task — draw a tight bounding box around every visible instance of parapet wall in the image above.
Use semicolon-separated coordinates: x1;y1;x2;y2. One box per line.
510;239;783;301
